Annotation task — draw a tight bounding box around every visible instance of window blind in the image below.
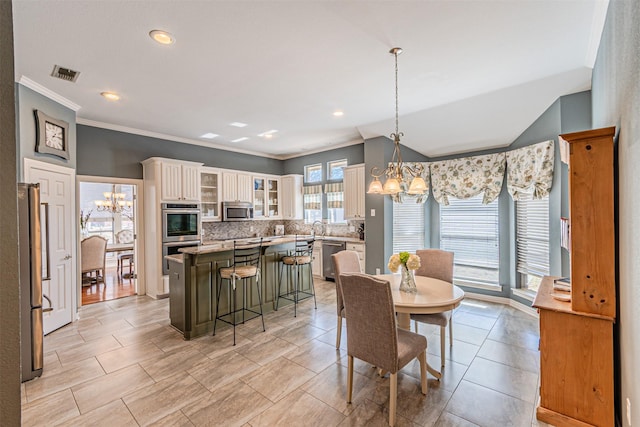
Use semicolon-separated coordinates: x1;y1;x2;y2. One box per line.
516;196;550;277
392;201;425;254
440;194;499;285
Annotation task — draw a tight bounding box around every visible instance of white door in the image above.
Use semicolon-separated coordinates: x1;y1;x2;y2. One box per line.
25;159;75;334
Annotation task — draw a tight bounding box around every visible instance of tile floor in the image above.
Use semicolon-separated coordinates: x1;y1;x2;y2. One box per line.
21;279;550;427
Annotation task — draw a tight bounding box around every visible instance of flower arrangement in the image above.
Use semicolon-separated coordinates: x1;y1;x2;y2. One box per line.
80;209;93;231
388;251;421;272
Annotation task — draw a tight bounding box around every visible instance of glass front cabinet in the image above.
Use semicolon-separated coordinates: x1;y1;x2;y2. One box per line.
200;167;222;221
253;176;281;219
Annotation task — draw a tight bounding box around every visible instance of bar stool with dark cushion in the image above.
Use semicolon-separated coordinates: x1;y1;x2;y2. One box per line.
275;235;316;317
214;239;265;345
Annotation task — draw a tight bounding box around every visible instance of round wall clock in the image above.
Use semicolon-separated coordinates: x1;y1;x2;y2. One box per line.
35;110;70;160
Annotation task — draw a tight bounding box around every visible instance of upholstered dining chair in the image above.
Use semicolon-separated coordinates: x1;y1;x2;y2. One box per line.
81;236;107;284
411;249;455;368
340;273;427;427
331;250;361;349
115;229;134;277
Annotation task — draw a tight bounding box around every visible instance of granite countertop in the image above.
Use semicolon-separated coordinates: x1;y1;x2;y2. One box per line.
180;234;365;255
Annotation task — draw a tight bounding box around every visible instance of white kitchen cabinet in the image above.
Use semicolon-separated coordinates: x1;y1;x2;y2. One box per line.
201;167;222;221
312;240;323;277
346;241;366;273
344;164;365;219
281;174;303;220
143;158;202;202
253;176;281;219
222;171;252;202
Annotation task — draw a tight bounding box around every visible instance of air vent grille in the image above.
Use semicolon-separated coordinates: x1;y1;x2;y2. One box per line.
51;65;80;82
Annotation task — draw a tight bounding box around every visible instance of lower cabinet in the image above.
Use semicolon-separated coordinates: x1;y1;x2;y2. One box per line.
534;277;615;427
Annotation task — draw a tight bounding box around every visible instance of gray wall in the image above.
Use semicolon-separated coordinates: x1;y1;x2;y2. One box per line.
17;85;77;179
77;125;284;178
592;0;640;424
1;0;21;424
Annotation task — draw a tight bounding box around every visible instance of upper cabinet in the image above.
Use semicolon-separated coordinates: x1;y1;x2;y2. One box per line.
143;158;202;202
344;164;365;220
253;176;281;219
222;171;252;202
281;175;303;220
201;167;222;221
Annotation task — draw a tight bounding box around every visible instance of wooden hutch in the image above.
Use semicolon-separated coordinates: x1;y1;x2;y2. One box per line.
533;127;616;427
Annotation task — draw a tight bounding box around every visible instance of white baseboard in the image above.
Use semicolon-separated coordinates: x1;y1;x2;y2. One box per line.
465;292;538;318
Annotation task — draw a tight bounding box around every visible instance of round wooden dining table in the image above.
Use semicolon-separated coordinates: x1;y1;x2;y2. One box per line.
376;273;465;378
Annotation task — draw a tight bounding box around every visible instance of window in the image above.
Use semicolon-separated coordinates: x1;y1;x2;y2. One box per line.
325;182;345;224
303;184;322;223
327;159;347;181
516;196;550;292
304;163;322;183
393;201;425;254
440;194;500;286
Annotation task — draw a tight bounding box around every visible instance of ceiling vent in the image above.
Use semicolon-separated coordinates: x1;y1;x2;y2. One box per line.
51;65;80;82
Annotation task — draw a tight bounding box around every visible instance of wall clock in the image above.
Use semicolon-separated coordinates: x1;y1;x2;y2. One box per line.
35;110;70;160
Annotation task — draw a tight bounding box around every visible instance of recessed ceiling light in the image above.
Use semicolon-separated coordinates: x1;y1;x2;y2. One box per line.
258;130;278;137
333;111;344;117
149;30;175;45
100;91;120;101
231;137;249;143
230;122;248;128
200;133;219;139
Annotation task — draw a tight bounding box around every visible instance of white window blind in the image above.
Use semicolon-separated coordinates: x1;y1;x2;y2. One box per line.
392;202;424;254
516;196;550;278
440;194;500;286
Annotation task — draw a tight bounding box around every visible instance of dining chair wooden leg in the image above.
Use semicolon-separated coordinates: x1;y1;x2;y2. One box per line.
389;372;398;427
418;351;428;394
336;315;342;349
440;326;446;368
413;320;418;333
347;355;354;403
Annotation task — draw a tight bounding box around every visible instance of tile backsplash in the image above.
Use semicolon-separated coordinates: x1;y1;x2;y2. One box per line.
201;220;364;242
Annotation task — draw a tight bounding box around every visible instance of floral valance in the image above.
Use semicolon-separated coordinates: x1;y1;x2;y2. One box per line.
505;140;554;201
430;153;506;205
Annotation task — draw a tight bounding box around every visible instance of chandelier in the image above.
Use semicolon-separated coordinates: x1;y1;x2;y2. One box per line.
95;189;132;214
367;47;428;200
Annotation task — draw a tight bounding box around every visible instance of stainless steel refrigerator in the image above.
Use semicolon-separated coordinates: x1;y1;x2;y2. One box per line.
18;183;52;382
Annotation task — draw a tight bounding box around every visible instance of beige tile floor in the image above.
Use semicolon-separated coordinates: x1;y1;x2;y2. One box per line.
21;279;549;427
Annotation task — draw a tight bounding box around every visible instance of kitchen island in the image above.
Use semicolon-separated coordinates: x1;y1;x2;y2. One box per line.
167;236;316;339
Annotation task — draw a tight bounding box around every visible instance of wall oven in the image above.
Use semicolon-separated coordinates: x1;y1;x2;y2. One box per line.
162;203;201;242
162;241;200;275
222;201;254;221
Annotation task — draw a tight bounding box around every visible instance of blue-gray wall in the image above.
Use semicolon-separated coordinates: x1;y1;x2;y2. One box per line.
17;85;77;179
591;0;640;424
77;125;283;178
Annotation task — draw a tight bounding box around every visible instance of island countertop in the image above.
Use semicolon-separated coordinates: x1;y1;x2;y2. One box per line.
180;234;364;255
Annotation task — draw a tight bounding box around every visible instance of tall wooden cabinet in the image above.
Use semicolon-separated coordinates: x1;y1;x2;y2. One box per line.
533;127;616;427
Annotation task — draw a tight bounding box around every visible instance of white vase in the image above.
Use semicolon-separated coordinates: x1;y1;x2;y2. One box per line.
399;264;417;293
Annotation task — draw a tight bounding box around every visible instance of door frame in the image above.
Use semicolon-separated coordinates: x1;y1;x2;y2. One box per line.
76;175;146;304
24;158;78;321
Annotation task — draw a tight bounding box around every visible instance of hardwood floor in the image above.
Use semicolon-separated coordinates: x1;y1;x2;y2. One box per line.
81;265;136;305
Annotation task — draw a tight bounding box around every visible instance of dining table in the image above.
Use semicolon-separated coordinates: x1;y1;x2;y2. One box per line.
106;242;134;253
376;273;465;379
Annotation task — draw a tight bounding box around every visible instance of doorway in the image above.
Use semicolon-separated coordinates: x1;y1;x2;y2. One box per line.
77;176;143;305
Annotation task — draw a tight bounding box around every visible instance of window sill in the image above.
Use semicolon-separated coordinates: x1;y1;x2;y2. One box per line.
454;280;502;293
511;288;536;301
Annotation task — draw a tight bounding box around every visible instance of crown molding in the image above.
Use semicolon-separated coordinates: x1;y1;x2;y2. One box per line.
17;76;81;112
278;138;364;160
76;118;283;160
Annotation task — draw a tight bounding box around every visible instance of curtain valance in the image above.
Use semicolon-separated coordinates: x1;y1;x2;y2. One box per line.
325;182;344;208
303;184;323;195
506;140;555;201
430;153;506;205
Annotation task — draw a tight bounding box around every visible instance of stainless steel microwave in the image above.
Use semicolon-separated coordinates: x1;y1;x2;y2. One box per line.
222;201;254;221
161;203;201;242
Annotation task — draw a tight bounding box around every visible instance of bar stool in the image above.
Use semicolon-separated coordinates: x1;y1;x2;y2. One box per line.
275;235;316;317
213;239;265;345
